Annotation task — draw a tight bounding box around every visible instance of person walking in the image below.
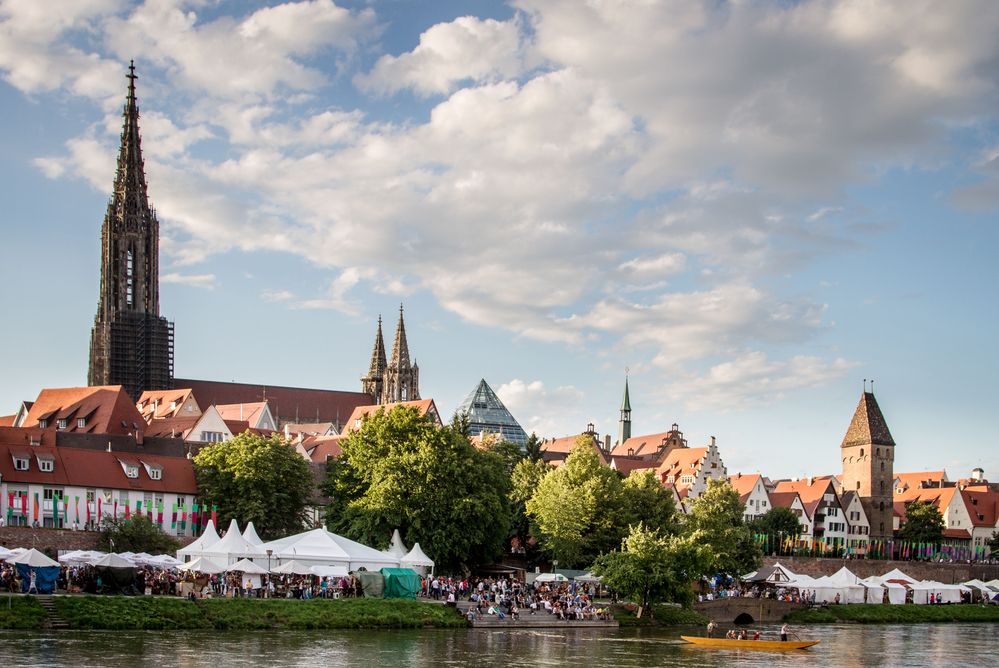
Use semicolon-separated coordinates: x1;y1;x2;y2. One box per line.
27;569;38;594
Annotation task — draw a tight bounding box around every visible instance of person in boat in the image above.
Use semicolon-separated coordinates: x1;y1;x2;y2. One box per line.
706;621;717;637
780;623;789;642
753;631;760;640
726;629;736;639
738;629;747;640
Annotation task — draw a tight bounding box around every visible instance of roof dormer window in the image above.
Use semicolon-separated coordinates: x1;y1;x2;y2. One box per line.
126;466;139;479
38;459;54;473
38;419;48;429
149;468;162;480
77;417;86;429
57;419;67;430
13;456;29;471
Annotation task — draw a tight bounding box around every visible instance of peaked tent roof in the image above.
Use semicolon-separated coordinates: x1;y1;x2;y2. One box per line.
261;528;399;568
841;392;896;448
226;558;269;574
176;556;226;574
90;553;136;568
177;520;220;557
271;559;315;575
242;521;264;546
385;529;409;559
400;542;434;568
203;519;266;561
454;379;528;447
7;548;59;567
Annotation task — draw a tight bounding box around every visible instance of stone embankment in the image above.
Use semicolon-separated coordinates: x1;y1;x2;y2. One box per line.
0;526;194;554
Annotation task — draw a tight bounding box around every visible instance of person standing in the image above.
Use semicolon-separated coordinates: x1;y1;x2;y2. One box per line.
706;621;717;637
780;623;789;642
27;569;38;594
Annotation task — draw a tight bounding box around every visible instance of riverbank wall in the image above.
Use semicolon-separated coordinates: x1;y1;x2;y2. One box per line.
760;556;999;583
0;527;194;555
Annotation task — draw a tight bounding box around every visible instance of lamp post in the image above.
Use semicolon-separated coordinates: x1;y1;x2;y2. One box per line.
266;549;273;598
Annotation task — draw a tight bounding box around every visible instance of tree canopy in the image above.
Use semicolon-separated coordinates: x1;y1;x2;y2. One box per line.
324;406;510;571
683;478;761;575
590;523;709;611
525;440;627;567
749;506;804;540
98;515;180;554
898;501;945;545
621;469;679;534
193;431;315;540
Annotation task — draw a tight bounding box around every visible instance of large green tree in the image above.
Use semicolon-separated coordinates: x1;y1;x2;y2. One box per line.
525;440;627;567
683;478;761;575
621;469;679;534
509;457;552;562
591;523;710;612
898;501;945;546
98;515;180;554
325;406;510;571
749;507;804;543
194;431;314;540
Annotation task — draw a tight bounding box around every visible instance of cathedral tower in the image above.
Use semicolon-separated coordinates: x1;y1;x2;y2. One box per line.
88;62;174;400
362;306;420;404
839;386;895;540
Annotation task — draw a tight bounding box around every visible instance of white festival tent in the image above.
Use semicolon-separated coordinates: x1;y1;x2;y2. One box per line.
0;546;17;559
907;580;967;605
384;529;409;559
261;529;400;571
176;520;220;561
176;556;226;574
225;558;269;575
400;542;434;574
270;559;315;575
58;550;107;565
146;554;183;569
310;565;351;578
815;567;870;604
861;576;906;604
201;519;267;565
7;548;60;568
242;522;264;547
535;573;569;583
89;553;137;569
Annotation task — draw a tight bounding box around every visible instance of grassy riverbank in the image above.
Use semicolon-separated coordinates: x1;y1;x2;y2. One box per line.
0;597;468;631
613;604;707;627
784;604;999;624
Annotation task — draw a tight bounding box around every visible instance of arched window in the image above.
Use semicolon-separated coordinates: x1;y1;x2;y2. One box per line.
879;501;885;512
877;448;881;457
880;480;885;492
881;462;885;472
880;522;884;533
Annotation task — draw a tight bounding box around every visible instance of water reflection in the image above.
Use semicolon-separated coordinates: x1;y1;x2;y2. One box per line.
0;624;991;668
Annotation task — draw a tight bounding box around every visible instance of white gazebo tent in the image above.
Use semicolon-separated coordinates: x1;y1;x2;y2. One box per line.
310;565;350;578
146;554;183;569
177;519;221;562
226;557;269;590
814;567;868;604
58;550;106;566
176;556;226;574
270;559;315;575
861;576;906;604
400;542;434;575
202;519;267;566
89;553;137;568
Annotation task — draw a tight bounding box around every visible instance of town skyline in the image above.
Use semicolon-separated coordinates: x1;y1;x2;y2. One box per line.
1;1;997;480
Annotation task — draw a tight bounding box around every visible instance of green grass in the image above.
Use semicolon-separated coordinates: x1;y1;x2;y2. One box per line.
784;604;999;624
0;596;47;630
49;596;468;630
614;603;708;627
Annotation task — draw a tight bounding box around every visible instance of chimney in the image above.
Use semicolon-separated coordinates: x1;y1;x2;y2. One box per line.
604;434;611;452
971;467;984;482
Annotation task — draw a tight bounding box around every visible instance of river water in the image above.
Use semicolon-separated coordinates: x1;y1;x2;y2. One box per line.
0;623;993;667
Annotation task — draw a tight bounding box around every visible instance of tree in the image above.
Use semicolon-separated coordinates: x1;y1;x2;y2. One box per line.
194;431;314;540
898;501;945;546
749;507;804;547
524;432;544;462
98;515;180;554
325;405;510;571
509;458;552;562
590;524;710;612
621;469;679;535
525;440;627;567
683;478;761;576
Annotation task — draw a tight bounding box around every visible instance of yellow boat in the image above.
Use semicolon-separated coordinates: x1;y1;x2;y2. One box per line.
680;635;820;650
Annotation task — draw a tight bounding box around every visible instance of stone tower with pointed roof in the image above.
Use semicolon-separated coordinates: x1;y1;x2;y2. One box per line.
361;306;419;404
840;389;895;541
617;376;632;446
88;62;174;400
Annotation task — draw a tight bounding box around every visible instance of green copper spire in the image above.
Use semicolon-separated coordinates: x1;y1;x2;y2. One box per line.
618;376;632;445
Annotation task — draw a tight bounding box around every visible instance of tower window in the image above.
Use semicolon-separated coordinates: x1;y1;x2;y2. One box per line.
880;481;884;492
126;249;134;306
860;448;864;457
880;462;885;472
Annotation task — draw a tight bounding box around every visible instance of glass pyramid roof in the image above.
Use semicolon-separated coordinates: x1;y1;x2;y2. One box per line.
454;379;529;448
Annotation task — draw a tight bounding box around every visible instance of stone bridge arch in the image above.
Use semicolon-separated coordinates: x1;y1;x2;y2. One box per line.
693;598;805;624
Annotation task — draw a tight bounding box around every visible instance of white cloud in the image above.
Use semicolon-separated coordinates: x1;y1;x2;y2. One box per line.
161;272;216;289
292;267;374;315
357;15;524;96
667;352;857;412
261;289;295;303
496;379;585;438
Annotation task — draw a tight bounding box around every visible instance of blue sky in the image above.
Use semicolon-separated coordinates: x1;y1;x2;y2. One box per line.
1;0;997;480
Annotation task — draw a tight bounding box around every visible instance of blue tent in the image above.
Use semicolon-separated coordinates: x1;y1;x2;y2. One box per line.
10;548;60;594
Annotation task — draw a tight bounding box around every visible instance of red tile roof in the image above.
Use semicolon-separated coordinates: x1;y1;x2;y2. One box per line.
136;388;199;420
610;431;672;458
773;477;838;518
655;447;707;482
768;491;803;510
610;456;659;475
0;415;15;427
303;435;343;463
961;489;999;528
144;416;199;439
541;433;608;466
341;400;440;435
894;471;948;492
177;378;372;426
942;528;971;540
729;473;764;502
22;386;146;436
0;431;196;494
216;402;268;426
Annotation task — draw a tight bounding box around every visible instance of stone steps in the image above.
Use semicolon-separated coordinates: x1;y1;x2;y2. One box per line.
35;595;71;630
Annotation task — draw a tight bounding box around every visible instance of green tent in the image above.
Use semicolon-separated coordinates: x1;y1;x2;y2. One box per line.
380;567;421;599
355;570;385;598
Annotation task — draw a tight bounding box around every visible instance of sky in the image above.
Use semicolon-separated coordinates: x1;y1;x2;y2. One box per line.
0;0;997;481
